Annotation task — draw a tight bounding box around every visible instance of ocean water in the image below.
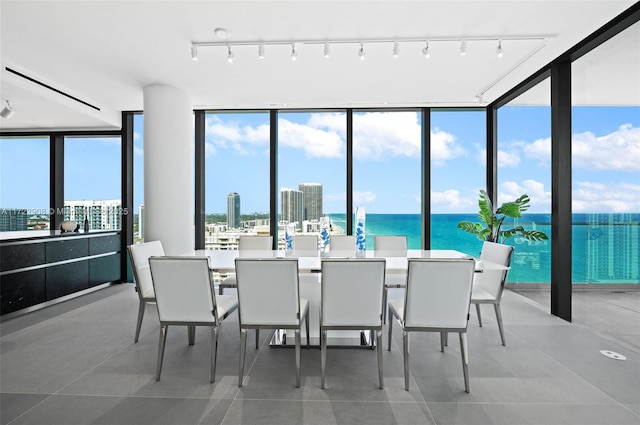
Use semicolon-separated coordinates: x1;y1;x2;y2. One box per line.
328;213;640;284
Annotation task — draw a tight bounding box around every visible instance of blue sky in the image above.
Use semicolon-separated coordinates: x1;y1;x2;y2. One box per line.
1;107;638;214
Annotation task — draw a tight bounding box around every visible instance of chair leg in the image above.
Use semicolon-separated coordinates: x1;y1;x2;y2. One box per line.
239;329;247;387
494;303;506;346
403;330;410;391
475;303;483;327
188;325;196;345
376;329;384;390
155;325;168;381
218;285;224;296
135;300;146;343
387;309;393;351
210;326;219;383
320;329;327;389
295;329;301;388
305;310;310;349
255;329;259;349
459;332;470;393
440;332;446;352
382;286;388;324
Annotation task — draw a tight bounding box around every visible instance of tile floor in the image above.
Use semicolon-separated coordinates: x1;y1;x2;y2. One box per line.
1;284;639;425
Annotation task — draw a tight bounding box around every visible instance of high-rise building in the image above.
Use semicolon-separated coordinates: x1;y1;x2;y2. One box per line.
227;192;240;229
299;183;322;222
0;209;28;231
64;200;122;230
281;188;304;227
587;213;639;282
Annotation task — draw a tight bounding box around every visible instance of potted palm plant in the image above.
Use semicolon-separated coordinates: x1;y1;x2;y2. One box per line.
458;190;548;243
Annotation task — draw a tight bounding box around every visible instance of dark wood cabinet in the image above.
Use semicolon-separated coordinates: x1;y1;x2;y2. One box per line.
0;231;121;316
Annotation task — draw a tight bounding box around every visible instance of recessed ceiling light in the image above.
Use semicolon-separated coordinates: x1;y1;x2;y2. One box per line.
214;27;230;40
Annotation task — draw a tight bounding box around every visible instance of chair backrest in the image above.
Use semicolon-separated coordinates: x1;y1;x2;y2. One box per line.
329;235;356;257
148;256;216;324
293;234;318;257
235;258;301;326
238;235;273;257
373;235;408;257
476;241;514;300
321;258;386;327
128;240;164;299
404;258;475;330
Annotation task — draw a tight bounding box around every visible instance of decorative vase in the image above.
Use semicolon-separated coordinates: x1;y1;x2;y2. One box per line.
320;216;330;257
285;223;295;255
355;207;366;257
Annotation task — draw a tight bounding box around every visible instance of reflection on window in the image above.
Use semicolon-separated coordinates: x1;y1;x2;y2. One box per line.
0;137;50;231
571;106;640;284
352;110;422;249
277;111;346;250
64;136;122;230
133;114;145;243
204;112;270;250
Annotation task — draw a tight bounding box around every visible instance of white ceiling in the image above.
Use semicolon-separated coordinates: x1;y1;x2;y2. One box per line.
0;0;637;132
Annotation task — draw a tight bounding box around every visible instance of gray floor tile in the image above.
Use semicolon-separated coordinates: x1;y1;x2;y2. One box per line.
0;393;50;425
428;402;640;425
6;394;233;425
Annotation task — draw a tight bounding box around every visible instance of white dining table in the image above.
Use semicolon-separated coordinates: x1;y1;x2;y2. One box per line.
192;249;508;347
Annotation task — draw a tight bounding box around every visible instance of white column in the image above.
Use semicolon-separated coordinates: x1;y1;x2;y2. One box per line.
143;84;193;255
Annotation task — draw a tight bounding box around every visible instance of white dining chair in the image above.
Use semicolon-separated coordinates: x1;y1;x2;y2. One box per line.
235;258;310;388
374;235;408;323
388;258;476;392
128;240;164;343
328;234;356;257
320;258;386;389
218;235;273;295
471;241;514;346
148;256;238;383
293;234;319;257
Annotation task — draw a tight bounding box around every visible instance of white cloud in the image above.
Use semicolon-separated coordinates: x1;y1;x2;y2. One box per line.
573;124;640;171
431;190;475;210
205;115;270;157
277;119;344;159
353;191;376;204
431;128;465;165
498;149;521;167
499;179;551;213
518;124;640;172
573;181;640;212
353;112;419;160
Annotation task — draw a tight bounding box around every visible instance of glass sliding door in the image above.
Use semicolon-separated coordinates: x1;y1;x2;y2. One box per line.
430;109;486;255
0;137;50;231
64;136;122;230
204;111;270;250
276;111;346;250
352;110;422;249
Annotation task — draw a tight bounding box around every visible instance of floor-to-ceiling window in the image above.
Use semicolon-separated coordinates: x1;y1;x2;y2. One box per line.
64;136;122;230
497;80;552;283
352;110;422;249
430;109;486;255
571;21;640;285
204;111;270;249
132;114;145;243
277;111;346;249
0;136;49;231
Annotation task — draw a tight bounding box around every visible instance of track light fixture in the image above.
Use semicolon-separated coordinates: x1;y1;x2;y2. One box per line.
191;34;552;62
422;41;430;58
0;99;15;119
227;45;234;63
